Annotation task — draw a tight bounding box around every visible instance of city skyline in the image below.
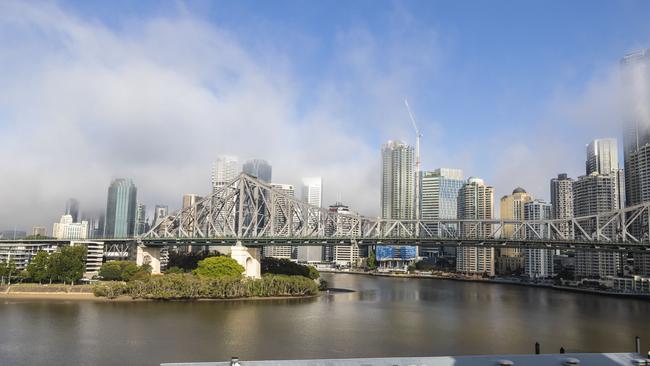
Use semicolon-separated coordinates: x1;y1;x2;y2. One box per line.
2;1;650;229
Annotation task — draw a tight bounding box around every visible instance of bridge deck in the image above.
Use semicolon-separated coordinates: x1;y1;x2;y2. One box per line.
162;353;646;366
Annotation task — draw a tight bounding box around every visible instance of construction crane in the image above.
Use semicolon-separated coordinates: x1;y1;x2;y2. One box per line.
404;98;422;223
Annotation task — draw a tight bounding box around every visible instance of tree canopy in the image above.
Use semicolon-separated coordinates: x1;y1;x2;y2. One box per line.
48;245;86;284
98;261;151;281
25;251;49;283
193;256;244;278
261;257;319;279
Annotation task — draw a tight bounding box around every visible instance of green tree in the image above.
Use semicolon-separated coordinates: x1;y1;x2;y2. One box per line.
307;266;320;280
261;257;311;278
59;246;86;284
367;249;377;270
26;251;49;283
98;262;123;281
193;256;244;278
0;259;17;285
120;262;141;281
48;246;86;284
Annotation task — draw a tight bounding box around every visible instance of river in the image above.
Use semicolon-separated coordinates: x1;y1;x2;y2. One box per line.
1;273;649;365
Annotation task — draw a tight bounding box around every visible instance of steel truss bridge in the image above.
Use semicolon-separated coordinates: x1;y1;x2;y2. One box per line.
3;173;650;254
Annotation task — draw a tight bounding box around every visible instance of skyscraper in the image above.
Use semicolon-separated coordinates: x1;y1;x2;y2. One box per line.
523;199;554;278
65;198;80;222
586;138;619;176
297;177;323;262
550;173;574;238
420;168;464;258
622;50;650;208
242;159;272;183
104;178;137;238
211;155;240;193
381;140;414;220
499;187;533;240
573;172;621;278
380;140;416;268
456;177;495;276
586;138;624;209
135;203;147;236
152;205;169;228
420;168;464;229
182;194;203;249
265;183;295;259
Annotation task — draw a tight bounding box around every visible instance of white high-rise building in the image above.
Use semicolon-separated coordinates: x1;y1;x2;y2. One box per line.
265;183;295;259
523;199;554;278
381;140;414;220
211;155;240;192
456;177;495;276
297;177;323;262
550;173;574;238
52;215;89;240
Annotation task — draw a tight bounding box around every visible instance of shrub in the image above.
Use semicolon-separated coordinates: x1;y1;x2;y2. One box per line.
261;257;319;279
193;257;244;279
93;273;319;300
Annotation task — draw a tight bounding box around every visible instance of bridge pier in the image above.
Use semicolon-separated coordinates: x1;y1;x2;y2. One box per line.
135;246;161;274
230;242;261;279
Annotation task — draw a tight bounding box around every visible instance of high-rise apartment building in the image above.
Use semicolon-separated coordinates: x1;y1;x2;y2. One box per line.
325;202;361;267
573;173;618;234
297;177;324;262
456;177;495;276
104;178;137;238
211;155;240;192
265;183;295;259
242;159;272;183
550;173;574;238
573;172;621;278
523;199;554;278
182;194;202;209
380;140;416;266
500;187;532;239
458;177;494;238
135;203;147;236
420;168;464;235
381;140;414;220
65;198;80;222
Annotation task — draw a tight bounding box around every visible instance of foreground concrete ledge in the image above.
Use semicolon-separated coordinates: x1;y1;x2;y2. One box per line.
162;352;648;366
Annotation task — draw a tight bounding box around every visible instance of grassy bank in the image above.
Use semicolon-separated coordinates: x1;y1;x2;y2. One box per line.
93;274;319;300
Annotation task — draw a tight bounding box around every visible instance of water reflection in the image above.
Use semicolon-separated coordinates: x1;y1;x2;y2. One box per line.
0;273;649;366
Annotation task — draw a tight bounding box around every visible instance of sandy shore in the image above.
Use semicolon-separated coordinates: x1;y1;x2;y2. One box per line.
0;292;121;301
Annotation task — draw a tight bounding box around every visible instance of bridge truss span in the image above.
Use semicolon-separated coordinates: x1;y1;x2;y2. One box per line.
142;173;650;247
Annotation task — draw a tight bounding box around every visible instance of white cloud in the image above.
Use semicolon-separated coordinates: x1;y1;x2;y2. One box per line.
0;1;443;229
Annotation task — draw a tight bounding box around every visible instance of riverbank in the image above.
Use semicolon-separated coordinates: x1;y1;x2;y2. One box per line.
327;270;650;300
0;281;321;302
0;290;320;302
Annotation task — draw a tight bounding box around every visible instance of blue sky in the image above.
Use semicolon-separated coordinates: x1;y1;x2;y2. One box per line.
1;1;650;228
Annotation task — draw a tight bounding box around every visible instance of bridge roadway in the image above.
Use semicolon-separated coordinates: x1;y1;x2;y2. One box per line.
2;236;650;253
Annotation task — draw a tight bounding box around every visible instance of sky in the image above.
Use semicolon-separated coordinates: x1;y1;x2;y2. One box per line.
1;0;650;230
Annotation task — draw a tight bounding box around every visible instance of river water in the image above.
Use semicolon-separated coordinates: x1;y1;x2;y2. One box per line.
1;273;649;366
